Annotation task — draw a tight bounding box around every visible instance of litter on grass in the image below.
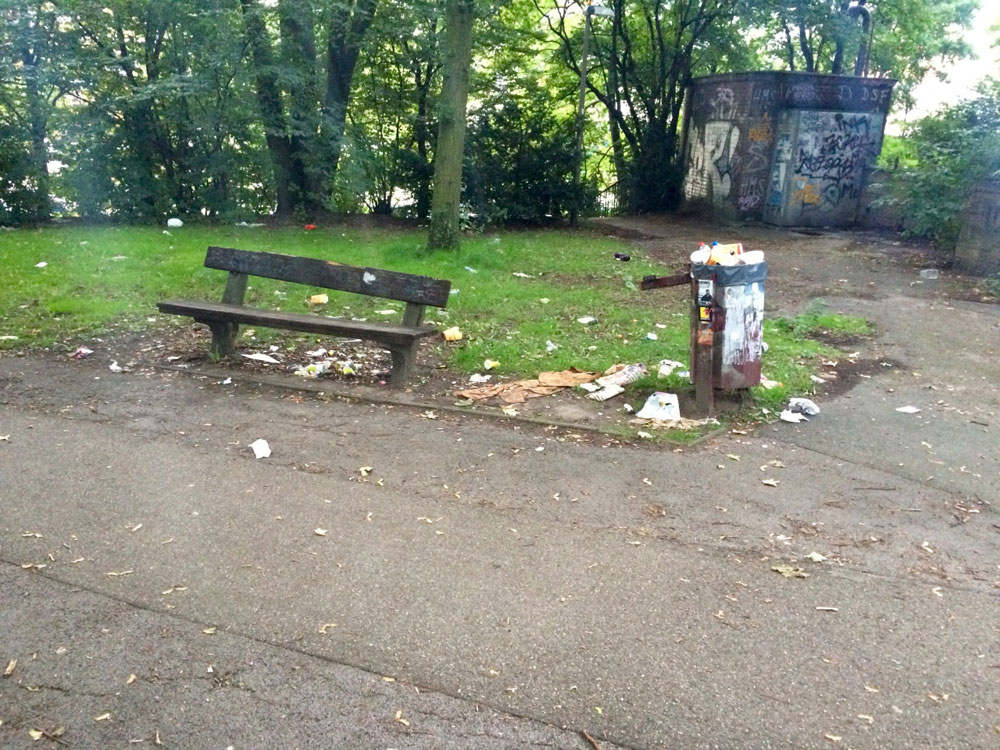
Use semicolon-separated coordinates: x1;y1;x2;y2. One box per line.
576;316;598;325
635;392;681;421
588;384;625;401
166;218;184;228
442;326;463;341
309;294;329;305
596;363;647;388
779;410;809;423
657;359;687;378
788;397;820;416
242;353;281;364
294;361;332;378
69;346;94;359
456;368;601;404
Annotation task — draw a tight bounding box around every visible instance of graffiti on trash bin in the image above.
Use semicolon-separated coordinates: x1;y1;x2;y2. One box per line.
720;283;764;376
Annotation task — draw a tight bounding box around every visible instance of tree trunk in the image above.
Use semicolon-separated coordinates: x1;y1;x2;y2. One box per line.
22;49;50;222
240;0;295;217
413;65;433;221
426;0;475;251
324;0;378;181
18;6;50;223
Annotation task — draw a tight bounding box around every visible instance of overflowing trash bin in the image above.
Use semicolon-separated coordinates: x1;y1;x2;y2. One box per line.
641;241;767;415
689;252;766;390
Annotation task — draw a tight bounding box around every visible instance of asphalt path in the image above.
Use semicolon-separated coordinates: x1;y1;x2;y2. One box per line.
1;347;997;749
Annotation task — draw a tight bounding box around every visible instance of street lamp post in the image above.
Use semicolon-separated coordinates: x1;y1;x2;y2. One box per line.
570;3;613;227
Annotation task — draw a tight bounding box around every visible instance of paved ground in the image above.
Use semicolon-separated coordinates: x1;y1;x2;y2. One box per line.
1;218;998;749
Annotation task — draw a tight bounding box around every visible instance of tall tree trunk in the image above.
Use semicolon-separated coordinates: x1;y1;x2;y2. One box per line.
280;0;325;216
413;65;433;221
240;0;294;217
18;5;50;223
324;0;378;180
426;0;474;251
22;48;50;222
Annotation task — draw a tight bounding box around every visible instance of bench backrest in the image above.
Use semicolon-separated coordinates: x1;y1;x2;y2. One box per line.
205;246;451;308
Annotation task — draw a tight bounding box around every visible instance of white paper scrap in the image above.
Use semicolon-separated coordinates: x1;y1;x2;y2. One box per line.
636;392;680;421
249;439;271;459
242;353;281;364
779;410;809;423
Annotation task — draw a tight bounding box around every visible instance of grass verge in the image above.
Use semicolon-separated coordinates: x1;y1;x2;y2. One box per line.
0;224;868;429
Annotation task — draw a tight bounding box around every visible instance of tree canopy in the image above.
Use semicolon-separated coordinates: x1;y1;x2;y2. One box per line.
0;0;983;227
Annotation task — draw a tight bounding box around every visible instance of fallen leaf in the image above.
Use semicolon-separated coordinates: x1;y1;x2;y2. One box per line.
359;466;373;477
761;479;780;487
726;454;740;461
824;734;842;743
28;729;44;741
202;626;217;635
314;528;328;536
394;710;410;727
771;565;809;579
421;411;438;420
857;714;874;724
94;712;111;721
4;659;15;676
642;477;652;486
594;706;603;715
501;405;519;417
127;673;137;685
931;586;943;597
864;685;880;693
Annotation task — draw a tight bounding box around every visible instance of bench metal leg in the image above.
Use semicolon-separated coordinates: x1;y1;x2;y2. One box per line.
388;344;417;387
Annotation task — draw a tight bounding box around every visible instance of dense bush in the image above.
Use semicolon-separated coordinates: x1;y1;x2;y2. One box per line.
887;80;1000;250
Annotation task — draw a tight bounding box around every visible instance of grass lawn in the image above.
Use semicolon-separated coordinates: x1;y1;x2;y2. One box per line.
0;223;864;421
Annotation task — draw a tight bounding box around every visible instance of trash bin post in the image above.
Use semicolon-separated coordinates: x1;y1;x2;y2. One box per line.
691;275;716;417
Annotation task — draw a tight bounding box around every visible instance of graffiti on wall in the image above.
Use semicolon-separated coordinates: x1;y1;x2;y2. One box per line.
793;111;883;211
683;76;892;221
683;119;741;204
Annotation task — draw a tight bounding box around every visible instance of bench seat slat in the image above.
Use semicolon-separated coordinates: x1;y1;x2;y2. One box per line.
205;246;451;308
158;300;438;347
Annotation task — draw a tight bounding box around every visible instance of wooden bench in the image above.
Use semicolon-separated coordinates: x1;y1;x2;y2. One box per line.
157;246;451;386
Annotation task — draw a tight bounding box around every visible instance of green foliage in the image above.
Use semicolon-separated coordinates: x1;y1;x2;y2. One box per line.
0;0;981;227
771;298;873;337
887;79;1000;249
749;0;977;104
464;83;583;224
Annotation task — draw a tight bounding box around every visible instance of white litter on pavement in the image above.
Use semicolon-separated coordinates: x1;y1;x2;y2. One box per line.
249;439;271;459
